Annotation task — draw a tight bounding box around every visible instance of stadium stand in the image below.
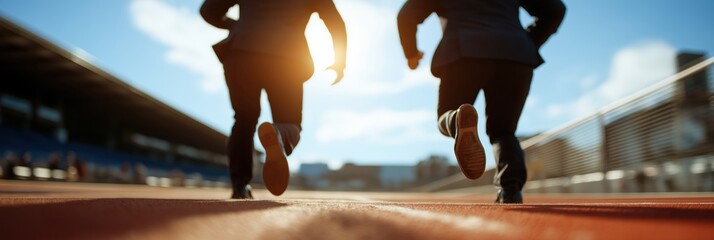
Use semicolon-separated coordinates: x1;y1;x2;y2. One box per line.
0;15;248;188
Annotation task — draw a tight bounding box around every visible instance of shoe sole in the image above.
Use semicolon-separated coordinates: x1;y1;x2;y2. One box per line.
454;104;486;180
259;122;289;196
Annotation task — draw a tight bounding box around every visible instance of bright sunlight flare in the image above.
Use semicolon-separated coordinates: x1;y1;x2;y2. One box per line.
305;14;335;71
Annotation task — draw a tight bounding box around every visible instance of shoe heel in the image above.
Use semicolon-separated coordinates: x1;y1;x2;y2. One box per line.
258;123;279;148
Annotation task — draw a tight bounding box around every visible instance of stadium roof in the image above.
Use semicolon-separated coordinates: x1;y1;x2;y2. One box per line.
0;16;228;155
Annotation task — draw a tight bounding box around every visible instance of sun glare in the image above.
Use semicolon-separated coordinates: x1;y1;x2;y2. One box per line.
305;14;335;71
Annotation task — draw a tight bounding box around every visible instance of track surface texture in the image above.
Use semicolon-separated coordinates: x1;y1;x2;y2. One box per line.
1;180;713;240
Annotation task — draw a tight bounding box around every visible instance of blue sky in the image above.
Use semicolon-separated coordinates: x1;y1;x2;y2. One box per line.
1;0;713;171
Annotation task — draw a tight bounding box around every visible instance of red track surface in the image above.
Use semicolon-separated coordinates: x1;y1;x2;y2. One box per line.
1;180;713;240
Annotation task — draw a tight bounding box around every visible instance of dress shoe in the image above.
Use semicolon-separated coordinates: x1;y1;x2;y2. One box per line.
454;104;486;179
495;188;523;204
259;122;290;196
231;185;253;199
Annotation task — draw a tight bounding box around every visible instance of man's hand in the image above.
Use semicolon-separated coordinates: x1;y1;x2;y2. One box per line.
327;64;345;85
407;51;424;70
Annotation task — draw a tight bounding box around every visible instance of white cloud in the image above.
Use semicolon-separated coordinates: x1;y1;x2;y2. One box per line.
579;74;598;90
315;108;441;144
321;67;437;95
546;105;563;118
308;0;438;96
524;95;538;108
130;0;435;95
130;0;230;92
546;40;676;119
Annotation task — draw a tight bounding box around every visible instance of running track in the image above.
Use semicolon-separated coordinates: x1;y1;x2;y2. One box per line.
1;180;712;239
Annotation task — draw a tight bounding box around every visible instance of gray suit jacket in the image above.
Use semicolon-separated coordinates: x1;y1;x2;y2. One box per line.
398;0;565;76
201;0;343;78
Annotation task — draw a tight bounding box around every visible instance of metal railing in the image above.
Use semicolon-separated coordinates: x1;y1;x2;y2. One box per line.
521;56;714;193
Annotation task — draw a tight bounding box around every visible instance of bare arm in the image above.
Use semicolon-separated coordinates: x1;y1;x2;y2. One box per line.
200;0;237;29
520;0;566;48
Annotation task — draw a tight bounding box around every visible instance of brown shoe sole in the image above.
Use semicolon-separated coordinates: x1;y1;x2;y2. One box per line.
259;122;289;196
454;104;486;180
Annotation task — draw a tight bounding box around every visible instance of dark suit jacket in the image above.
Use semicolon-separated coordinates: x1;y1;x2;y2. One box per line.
201;0;343;79
398;0;565;76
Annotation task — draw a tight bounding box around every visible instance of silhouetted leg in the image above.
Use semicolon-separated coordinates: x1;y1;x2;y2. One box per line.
483;61;533;191
224;54;262;194
257;62;305;196
437;60;484;137
437;60;491;179
265;79;303;156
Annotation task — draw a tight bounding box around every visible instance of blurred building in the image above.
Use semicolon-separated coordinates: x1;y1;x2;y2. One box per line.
297;162;330;189
293;162;418;191
326;163;381;190
415;155;459;185
379;165;417;190
0;16;260;187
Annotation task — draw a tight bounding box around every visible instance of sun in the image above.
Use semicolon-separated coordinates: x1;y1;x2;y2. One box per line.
305;14;336;71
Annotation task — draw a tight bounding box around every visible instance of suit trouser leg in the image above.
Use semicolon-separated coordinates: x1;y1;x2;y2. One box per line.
223;51;306;192
436;59;533;190
437;61;484;137
482;62;533;191
264;79;303;156
224;55;262;189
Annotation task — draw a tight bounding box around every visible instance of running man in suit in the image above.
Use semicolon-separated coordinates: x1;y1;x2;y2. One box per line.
398;0;565;203
201;0;346;198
